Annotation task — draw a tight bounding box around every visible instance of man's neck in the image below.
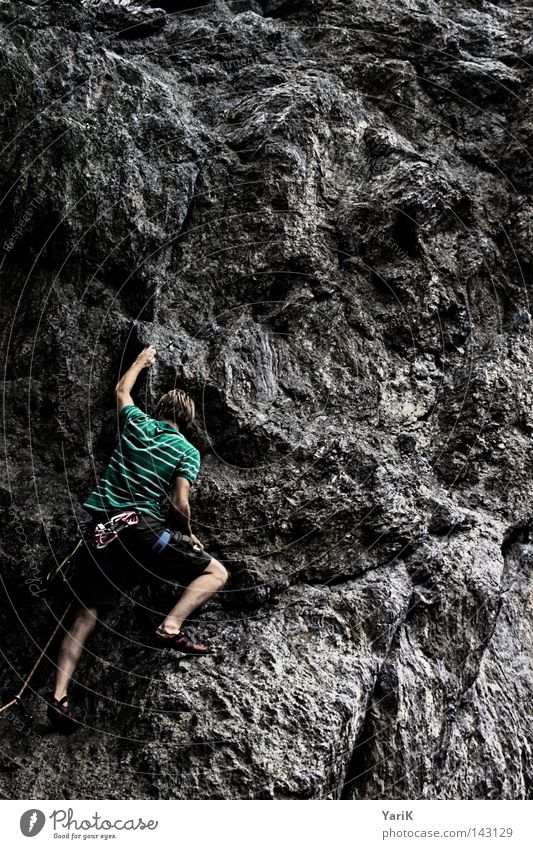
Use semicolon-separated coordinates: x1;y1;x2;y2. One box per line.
160;418;180;432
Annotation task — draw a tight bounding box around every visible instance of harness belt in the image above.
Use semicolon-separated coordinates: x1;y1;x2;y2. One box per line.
152;528;172;553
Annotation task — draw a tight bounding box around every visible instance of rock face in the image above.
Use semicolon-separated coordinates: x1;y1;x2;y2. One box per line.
0;0;532;800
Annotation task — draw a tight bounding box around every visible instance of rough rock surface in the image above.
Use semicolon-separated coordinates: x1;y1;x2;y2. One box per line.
0;0;532;800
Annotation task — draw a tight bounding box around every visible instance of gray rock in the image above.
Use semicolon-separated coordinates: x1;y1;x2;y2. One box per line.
0;0;531;799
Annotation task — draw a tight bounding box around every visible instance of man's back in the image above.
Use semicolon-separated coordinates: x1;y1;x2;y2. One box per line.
83;404;200;522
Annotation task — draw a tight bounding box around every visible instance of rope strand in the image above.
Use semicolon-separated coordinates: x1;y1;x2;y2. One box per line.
0;602;72;716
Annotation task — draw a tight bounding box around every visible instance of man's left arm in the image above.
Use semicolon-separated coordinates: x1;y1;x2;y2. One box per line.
169;476;204;549
115;346;156;412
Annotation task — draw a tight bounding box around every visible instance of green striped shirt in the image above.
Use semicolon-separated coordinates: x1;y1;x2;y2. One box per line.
83;404;201;522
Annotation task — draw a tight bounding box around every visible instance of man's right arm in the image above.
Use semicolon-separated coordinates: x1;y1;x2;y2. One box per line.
115;346;156;412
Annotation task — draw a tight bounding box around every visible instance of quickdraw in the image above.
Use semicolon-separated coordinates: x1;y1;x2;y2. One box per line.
93;510;139;548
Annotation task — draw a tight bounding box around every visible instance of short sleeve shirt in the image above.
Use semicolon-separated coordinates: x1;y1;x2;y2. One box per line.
83;405;201;522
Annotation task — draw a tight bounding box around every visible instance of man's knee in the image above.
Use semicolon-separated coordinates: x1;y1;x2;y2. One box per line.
205;558;229;587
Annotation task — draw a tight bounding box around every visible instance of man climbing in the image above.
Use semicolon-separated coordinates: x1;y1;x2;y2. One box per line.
46;345;228;733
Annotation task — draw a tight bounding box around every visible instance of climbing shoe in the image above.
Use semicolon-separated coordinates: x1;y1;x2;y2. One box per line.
46;693;80;734
151;627;212;656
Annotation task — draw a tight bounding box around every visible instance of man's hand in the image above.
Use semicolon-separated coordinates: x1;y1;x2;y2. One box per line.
115;345;157;411
190;533;204;550
135;346;157;368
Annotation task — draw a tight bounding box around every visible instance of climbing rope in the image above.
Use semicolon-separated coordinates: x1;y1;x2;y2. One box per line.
0;531;88;718
0;602;72;718
1;513;138;719
45;537;83;584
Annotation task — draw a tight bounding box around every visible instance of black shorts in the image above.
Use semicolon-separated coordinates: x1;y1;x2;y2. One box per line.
68;514;213;611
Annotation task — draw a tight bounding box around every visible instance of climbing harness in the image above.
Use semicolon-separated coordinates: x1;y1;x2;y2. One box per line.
93;510;139;548
0;603;73;720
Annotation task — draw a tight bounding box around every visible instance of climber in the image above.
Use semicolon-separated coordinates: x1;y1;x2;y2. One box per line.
46;345;229;733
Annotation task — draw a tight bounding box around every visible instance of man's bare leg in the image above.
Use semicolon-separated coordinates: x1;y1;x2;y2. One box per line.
157;559;228;635
53;607;98;704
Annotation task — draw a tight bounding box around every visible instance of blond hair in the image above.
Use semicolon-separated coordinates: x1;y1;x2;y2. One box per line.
154;389;195;429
